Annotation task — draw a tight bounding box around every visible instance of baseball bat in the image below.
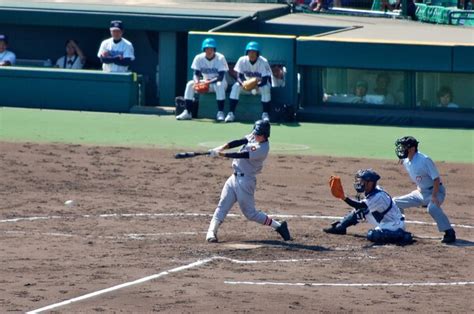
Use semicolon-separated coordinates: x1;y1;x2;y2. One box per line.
174;151;210;159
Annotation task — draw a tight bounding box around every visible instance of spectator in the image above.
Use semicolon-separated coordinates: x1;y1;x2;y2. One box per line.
97;20;135;72
437;86;459;108
176;38;229;121
229;41;273;122
271;64;286;88
373;72;396;104
351;80;368;103
55;39;86;69
0;34;16;66
309;0;328;11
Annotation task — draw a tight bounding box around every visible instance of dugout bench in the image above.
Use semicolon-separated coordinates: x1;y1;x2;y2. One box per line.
187;31;298;122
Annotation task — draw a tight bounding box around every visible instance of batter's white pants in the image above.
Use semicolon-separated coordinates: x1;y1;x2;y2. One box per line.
184;80;227;101
212;174;268;225
393;185;452;232
230;82;271;102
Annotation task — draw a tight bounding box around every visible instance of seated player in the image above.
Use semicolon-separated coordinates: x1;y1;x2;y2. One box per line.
324;169;413;244
55;39;86;69
176;38;229;121
228;41;272;123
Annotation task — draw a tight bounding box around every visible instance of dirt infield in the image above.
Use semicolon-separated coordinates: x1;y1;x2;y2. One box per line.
1;142;473;313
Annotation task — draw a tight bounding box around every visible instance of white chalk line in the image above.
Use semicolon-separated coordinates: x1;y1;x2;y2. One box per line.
224;280;474;288
26;254;373;314
2;212;473;229
26;257;214;314
1;230;205;240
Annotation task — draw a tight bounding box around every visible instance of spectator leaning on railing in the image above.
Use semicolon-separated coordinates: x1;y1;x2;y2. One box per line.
0;34;16;66
97;20;135;73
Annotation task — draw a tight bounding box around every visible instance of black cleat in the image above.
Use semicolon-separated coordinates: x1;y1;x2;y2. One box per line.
323;221;347;235
441;229;456;244
276;221;291;241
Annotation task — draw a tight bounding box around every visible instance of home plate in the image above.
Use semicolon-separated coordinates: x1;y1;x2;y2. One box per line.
224;243;264;250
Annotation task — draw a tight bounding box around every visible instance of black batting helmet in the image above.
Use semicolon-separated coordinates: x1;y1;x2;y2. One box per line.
395;136;419;159
354;169;380;193
253;120;270;138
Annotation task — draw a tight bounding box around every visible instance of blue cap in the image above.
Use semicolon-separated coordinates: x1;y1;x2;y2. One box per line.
0;34;8;43
110;20;123;31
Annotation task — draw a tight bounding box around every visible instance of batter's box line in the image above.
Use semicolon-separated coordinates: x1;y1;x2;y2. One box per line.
224;280;474;288
2;212;473;229
26;254;375;314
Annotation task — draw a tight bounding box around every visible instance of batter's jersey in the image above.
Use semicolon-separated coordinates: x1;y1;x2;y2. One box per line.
234;55;272;80
363;187;404;224
232;134;269;177
0;50;16;65
97;38;135;72
56;55;84;69
191;52;229;82
402;152;440;190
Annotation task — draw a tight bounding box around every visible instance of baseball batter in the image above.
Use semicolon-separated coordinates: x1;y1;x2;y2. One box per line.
176;38;229;121
205;120;291;242
97;20;135;73
324;169;412;244
228;41;272;123
393;136;456;243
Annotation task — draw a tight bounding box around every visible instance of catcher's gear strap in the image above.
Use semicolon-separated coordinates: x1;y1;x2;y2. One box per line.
227;138;249;149
368;189;393;223
224;151;249;159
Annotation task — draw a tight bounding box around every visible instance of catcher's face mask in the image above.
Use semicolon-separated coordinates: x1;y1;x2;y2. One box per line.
353;177;366;193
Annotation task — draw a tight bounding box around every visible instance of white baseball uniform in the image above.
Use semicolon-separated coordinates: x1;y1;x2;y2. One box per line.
394;151;452;231
184;52;228;101
213;133;270;225
363;187;405;232
97;38;135;72
56;55;84;69
0;50;16;65
230;55;272;102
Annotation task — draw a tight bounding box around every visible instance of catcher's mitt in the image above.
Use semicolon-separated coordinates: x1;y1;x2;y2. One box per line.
242;77;259;91
329;175;345;200
194;81;210;94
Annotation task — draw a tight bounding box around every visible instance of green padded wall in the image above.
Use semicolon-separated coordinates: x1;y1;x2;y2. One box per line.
0;67;139;112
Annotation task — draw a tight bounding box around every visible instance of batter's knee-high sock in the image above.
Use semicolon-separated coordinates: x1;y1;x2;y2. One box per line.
229;99;238;113
185;99;194;112
208;217;221;234
262;101;271;113
263;216;281;229
217;100;225;112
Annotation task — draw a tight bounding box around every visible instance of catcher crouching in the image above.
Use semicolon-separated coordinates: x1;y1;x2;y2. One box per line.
325;169;413;245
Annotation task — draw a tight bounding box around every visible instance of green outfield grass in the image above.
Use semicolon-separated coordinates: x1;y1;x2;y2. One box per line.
0;107;472;163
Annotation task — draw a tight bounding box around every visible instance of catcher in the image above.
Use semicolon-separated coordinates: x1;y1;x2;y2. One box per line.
226;41;273;123
205;120;291;243
176;38;229;121
324;169;413;244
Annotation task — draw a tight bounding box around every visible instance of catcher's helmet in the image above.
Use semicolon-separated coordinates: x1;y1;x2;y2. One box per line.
253;119;270;138
245;41;260;54
354;169;380;193
395;136;419;159
201;38;217;52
